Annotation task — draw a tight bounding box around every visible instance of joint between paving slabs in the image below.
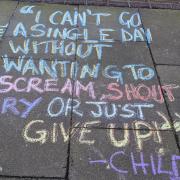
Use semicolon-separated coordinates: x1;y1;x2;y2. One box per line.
65;6;80;179
0;175;65;179
157;63;180;67
71;125;176;132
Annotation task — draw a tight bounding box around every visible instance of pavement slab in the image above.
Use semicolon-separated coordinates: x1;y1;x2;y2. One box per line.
0;178;64;180
0;179;32;180
0;1;18;17
0;2;75;178
0;1;179;180
0;1;18;40
140;9;180;65
166;98;180;142
4;2;78;37
69;128;180;180
0;114;68;178
157;65;180;98
157;65;180;143
0;57;73;177
0;2;78;60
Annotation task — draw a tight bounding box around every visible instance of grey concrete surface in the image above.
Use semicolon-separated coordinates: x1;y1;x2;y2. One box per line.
0;1;179;180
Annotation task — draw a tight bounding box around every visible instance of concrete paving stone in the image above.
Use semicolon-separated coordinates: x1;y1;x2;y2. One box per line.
150;0;178;2
0;1;18;40
111;0;128;1
0;1;18;17
0;178;38;180
156;65;180;147
157;97;180;147
166;99;180;149
37;178;65;180
140;9;180;65
153;0;173;3
69;128;180;180
4;2;78;37
157;65;180;98
163;98;180;143
0;57;72;177
71;41;172;129
0;55;72;127
0;178;64;180
0;118;68;177
131;0;149;1
78;6;149;42
37;179;64;180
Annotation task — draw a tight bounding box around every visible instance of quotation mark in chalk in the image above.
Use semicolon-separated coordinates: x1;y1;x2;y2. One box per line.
20;6;35;14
